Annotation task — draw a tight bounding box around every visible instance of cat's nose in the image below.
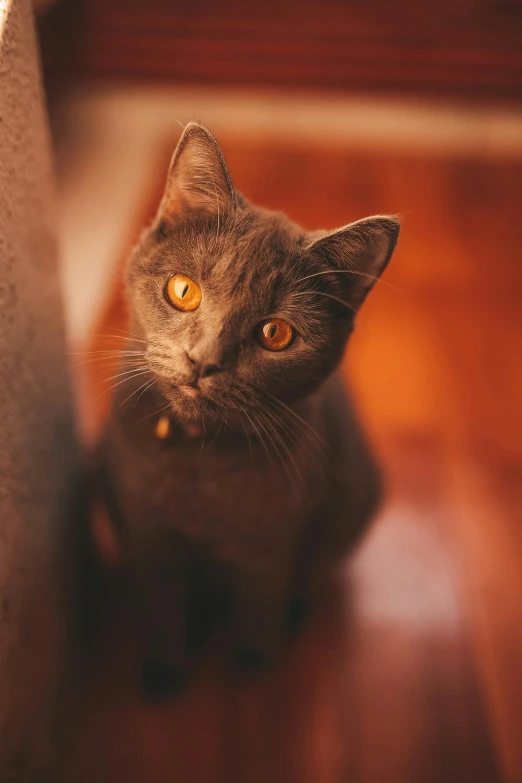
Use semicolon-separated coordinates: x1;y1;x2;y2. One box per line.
187;350;225;380
199;362;223;379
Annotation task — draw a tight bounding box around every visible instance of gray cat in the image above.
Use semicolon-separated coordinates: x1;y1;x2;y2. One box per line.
97;122;399;695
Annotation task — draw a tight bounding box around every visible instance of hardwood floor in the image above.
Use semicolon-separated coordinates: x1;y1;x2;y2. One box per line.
63;134;522;782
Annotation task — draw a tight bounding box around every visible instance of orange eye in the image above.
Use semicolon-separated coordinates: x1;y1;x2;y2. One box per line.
166;274;201;311
255;318;295;351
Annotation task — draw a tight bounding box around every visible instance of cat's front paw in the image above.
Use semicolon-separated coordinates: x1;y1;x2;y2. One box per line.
232;645;272;676
286;595;311;637
140;659;188;704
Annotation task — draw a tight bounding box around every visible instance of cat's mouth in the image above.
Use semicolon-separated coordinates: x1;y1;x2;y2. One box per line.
148;359;246;420
147;359;203;400
178;384;200;398
154;375;227;420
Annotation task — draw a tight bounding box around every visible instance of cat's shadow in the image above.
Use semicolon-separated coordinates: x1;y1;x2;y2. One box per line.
65;502;359;781
81;553;356;697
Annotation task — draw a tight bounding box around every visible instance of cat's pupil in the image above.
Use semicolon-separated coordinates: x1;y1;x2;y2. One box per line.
269;324;278;339
181;284;189;298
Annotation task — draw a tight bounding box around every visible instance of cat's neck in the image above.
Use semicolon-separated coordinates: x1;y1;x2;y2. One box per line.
112;376;318;446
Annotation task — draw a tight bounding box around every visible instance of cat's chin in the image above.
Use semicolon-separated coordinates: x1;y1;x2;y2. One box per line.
177;384;200;400
163;385;224;424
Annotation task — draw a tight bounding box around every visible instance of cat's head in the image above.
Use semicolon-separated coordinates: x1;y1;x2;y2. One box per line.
126;122;399;423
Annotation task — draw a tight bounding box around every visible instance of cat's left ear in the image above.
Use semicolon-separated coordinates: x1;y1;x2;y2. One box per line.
305;215;400;310
156;122;236;227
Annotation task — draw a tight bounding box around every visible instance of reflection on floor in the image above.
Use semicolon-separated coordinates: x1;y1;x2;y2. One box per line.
63;130;522;782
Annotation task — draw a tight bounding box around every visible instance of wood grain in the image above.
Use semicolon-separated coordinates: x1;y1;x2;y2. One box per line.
69;0;522;97
63;134;522;782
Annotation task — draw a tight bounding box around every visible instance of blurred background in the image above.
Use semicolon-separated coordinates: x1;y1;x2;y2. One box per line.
32;1;522;780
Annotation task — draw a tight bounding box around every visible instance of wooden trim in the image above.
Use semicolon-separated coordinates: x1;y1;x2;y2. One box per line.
72;1;522;97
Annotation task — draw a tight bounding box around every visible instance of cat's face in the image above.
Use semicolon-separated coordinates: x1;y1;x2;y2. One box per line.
126;123;399;423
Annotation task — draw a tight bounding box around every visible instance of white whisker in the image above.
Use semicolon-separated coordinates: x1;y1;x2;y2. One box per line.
100;325;147;342
256;407;303;496
118;376;155;410
100;366;149;384
96;369;151;400
240;406;271;465
96;333;147;345
290;290;356;313
69;349;144;356
295;269;401;293
136;402;172;424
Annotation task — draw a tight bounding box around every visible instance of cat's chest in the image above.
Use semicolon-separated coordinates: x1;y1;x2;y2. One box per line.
104;413;321;553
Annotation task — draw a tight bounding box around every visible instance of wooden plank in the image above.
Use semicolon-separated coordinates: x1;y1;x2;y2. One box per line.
62;134;522;781
70;1;522;96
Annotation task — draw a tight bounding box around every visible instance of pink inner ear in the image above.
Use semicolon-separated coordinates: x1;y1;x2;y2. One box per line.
159;185;185;223
306;215;400;310
158;124;236;223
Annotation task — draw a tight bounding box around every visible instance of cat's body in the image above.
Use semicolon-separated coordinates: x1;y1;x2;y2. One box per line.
101;371;379;664
97;123;399;682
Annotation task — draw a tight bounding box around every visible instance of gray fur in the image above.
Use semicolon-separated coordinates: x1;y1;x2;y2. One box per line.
99;122;400;672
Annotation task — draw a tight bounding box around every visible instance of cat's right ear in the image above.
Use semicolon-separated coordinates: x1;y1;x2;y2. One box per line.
155;122;236;231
